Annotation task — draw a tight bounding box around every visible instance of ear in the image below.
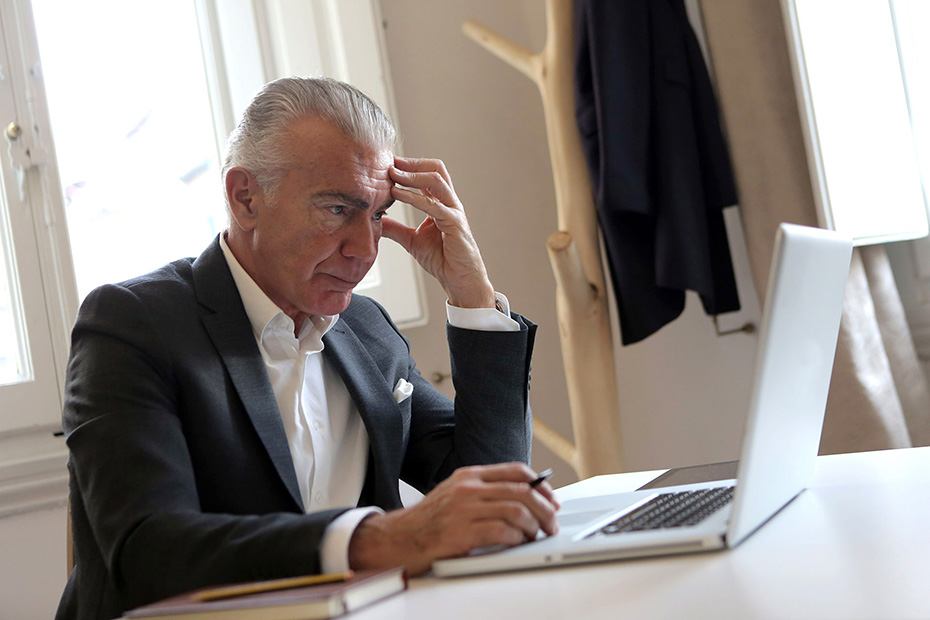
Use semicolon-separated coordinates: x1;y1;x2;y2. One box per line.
225;167;262;231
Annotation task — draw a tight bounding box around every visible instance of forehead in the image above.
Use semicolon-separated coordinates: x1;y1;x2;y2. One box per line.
281;116;393;185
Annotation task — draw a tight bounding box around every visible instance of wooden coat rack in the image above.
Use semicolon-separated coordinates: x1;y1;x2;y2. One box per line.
464;0;624;477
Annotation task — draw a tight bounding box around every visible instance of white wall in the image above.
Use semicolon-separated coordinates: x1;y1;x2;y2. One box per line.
0;504;67;619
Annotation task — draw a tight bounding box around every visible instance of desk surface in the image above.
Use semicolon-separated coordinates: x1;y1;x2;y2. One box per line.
353;447;930;620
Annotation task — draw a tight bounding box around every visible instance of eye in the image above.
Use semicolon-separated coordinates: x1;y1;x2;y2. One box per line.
327;205;345;216
373;210;386;221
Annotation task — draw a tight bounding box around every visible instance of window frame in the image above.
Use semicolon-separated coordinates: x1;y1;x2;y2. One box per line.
781;0;930;246
0;0;75;517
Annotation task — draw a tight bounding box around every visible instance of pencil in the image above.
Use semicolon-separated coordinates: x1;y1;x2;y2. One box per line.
194;570;355;602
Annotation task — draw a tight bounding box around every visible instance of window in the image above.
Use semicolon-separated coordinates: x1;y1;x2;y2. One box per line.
27;0;425;318
0;0;423;516
783;0;930;362
782;0;930;245
31;0;228;299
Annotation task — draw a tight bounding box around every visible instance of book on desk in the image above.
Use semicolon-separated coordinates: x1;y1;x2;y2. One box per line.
121;567;406;620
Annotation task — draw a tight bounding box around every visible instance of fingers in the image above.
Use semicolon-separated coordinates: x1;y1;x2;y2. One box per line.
390;185;442;223
478;484;560;538
386;157;494;308
457;461;537;484
453;462;559;507
389;158;461;221
390;182;459;226
393;155;453;187
448;464;561;537
346;463;561;576
531;480;560;512
380;215;443;264
379;216;414;252
467;520;528;549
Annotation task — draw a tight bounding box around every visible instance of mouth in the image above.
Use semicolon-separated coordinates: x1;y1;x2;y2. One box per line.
319;273;363;288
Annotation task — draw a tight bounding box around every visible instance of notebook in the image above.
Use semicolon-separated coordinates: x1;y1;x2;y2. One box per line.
433;223;853;577
121;568;407;620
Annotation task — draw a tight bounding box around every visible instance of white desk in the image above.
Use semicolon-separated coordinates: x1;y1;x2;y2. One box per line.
352;447;930;619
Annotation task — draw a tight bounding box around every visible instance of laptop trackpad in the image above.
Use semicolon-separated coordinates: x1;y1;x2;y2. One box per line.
559;510;616;528
557;492;640;529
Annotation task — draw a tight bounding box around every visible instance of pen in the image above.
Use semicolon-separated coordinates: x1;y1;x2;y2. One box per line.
194;570;355;602
530;468;553;488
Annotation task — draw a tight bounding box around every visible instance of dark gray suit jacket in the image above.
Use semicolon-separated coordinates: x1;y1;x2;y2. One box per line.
57;237;536;620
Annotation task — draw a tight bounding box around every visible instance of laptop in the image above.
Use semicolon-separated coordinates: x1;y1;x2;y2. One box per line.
433;223;853;577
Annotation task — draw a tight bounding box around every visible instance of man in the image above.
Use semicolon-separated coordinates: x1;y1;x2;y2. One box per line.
57;77;559;620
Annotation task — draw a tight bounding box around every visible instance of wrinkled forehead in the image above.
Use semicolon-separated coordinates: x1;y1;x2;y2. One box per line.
274;118;393;201
288;116;391;167
343;147;394;196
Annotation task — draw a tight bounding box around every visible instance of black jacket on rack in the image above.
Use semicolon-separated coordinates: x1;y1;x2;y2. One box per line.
574;0;741;345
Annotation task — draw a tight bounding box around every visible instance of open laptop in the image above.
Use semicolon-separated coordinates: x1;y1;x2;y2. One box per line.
433;223;853;577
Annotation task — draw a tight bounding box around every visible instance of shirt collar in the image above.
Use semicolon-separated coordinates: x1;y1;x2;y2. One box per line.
219;233;339;344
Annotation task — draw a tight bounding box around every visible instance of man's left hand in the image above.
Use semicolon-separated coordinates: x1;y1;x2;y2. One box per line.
383;156;496;309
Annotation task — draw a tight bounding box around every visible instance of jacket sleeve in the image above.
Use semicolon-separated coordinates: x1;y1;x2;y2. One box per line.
351;298;537;494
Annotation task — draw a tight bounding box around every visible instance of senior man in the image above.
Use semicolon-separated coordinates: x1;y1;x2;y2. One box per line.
57;76;558;620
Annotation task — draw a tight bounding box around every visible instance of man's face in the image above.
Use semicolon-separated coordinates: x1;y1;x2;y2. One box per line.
240;116;394;322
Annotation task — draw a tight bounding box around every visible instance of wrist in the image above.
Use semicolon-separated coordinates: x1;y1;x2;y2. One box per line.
348;512;410;571
347;509;433;576
446;282;496;310
347;513;382;570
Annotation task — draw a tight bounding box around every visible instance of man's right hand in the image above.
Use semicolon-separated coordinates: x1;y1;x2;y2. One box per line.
347;463;560;575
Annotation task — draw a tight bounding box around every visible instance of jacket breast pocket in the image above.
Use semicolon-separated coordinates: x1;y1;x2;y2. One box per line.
395;392;412;453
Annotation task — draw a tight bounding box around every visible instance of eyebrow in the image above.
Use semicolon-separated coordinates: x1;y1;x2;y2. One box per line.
314;191;394;212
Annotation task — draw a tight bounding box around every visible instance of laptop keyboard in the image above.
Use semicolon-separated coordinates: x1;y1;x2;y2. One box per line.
593;486;735;536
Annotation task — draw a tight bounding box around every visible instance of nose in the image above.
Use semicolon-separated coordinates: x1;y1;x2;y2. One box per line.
342;216;380;261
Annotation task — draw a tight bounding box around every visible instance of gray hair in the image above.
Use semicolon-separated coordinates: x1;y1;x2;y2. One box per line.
222;76;397;204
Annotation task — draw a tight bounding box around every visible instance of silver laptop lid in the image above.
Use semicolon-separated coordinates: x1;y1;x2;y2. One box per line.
727;223;852;547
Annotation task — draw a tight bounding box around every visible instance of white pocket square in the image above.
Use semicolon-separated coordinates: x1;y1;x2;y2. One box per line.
393;378;414;403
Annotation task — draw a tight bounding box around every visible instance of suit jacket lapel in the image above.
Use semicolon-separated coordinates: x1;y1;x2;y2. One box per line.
192;238;304;510
323;320;404;508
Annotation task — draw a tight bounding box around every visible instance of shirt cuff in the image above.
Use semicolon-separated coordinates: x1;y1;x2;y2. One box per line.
319;507;385;573
446;292;520;332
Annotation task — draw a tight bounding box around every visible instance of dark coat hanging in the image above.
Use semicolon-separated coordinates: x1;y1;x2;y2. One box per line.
574;0;741;345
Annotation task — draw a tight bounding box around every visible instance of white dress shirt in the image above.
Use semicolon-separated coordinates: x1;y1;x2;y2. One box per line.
220;234;518;571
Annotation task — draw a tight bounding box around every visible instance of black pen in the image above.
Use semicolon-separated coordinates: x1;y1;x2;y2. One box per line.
530;468;553;488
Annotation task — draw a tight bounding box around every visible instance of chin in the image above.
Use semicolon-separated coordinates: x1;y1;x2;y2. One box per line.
310;292;354;316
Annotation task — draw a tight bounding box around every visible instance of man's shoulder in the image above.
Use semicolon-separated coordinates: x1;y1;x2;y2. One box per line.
87;237;227;306
77;257;205;324
119;256;197;289
95;236;224;299
92;257;198;302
